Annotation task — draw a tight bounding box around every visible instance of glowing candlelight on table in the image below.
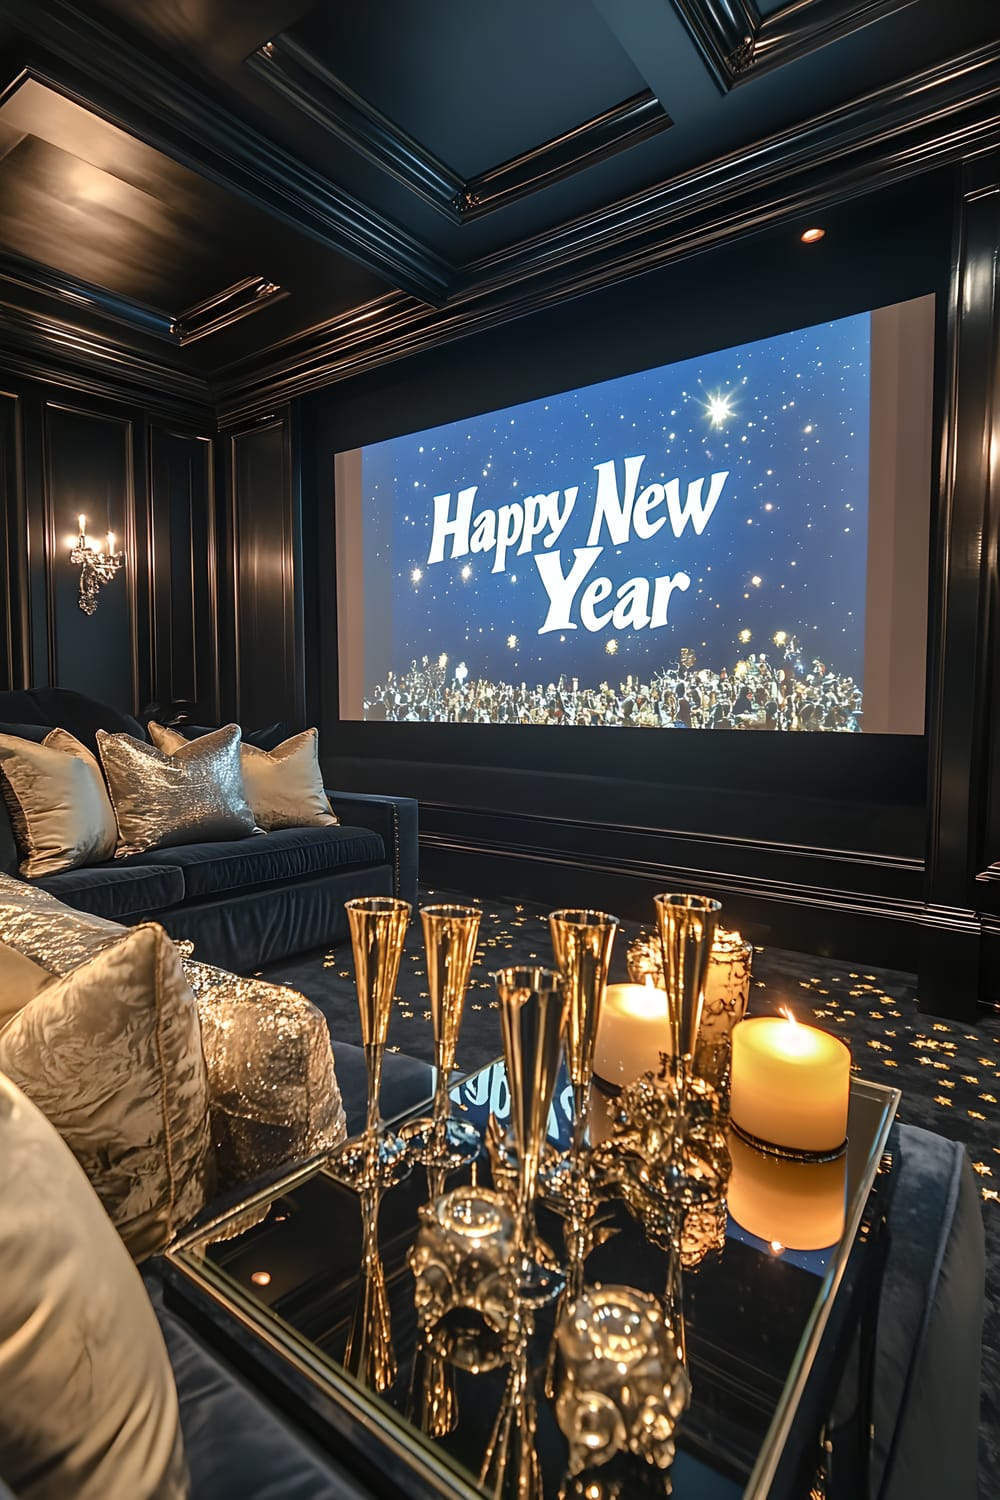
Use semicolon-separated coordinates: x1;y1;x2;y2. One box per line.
728;1130;847;1251
593;978;668;1088
730;1010;850;1156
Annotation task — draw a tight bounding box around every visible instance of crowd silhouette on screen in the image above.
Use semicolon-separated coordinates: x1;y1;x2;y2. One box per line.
364;637;863;731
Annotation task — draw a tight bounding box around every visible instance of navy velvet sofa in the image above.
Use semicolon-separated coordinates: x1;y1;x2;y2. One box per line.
0;688;418;972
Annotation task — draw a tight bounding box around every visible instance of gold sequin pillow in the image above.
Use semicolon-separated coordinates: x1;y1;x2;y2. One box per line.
0;921;216;1260
97;723;257;856
183;957;347;1187
0;729;118;877
149;722;338;832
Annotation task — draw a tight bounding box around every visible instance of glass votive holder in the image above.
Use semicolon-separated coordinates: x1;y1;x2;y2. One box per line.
555;1285;690;1475
409;1185;516;1336
625;927;753;1091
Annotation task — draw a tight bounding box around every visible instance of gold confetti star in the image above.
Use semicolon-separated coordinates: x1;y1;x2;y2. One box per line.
933;1096;953;1107
971;1162;993;1177
983;1189;999;1204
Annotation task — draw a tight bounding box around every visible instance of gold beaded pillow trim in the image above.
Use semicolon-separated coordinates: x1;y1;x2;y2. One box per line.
97;724;257;857
148;722;338;832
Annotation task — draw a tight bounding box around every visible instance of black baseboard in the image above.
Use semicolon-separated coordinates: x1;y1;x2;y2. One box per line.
419;827;985;1022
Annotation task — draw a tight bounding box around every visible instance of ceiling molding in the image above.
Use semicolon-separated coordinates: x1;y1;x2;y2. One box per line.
0;0;452;305
213;38;1000;424
0;247;178;341
670;0;922;93
246;34;464;220
248;34;672;225
458;92;672;222
174;275;288;345
0;297;212;420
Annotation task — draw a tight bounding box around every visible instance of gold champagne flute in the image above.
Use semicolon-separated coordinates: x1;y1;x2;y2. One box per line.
336;895;411;1187
653;893;722;1083
401;904;482;1169
548;909;619;1177
493;965;567;1305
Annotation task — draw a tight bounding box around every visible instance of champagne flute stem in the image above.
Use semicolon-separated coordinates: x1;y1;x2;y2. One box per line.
364;1041;384;1153
432;1040;452;1129
571;1078;590;1161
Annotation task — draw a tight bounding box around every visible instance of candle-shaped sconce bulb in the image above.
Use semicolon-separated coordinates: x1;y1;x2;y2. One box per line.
106;531;115;555
78;514;87;537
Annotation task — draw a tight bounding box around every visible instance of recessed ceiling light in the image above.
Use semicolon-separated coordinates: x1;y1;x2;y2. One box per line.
251;1270;271;1286
800;227;826;244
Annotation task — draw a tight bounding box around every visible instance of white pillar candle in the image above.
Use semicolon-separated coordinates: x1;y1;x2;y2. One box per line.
728;1130;847;1251
730;1013;850;1155
593;982;668;1088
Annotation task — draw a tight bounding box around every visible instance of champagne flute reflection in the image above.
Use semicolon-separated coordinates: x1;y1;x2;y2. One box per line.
480;1307;542;1500
343;1182;396;1393
493;966;567;1305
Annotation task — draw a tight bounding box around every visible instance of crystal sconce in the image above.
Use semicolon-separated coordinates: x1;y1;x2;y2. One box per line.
70;515;125;615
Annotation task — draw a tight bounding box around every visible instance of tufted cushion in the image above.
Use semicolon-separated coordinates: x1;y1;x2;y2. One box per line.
0;1072;188;1499
127;825;384;900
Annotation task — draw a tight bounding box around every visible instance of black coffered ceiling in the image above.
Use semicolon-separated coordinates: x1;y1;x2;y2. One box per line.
0;0;996;420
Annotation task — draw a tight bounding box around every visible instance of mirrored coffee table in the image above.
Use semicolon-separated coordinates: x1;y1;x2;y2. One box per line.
164;1062;898;1500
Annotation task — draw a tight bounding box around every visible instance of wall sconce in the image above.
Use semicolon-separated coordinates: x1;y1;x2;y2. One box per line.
70;515;125;616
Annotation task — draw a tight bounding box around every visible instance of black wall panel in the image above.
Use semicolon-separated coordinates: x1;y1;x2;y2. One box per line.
148;427;218;720
42;401;136;712
228;413;304;730
0;390;28;691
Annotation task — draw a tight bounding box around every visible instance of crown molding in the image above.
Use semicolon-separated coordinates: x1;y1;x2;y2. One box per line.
248;33;672;224
213;39;1000;424
0;297;212;420
0;0;452;305
671;0;921;93
245;34;464;219
458;91;672;222
0;244;178;341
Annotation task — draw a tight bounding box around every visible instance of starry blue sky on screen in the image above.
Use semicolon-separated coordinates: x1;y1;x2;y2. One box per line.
359;312;870;689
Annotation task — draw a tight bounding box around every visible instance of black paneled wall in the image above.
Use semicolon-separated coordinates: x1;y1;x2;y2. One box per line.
0;373;217;721
224;412;304;731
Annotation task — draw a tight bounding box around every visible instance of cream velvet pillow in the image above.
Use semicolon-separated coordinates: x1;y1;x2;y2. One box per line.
0;921;215;1260
149;722;338;831
0;1072;188;1500
0;728;117;876
97;724;257;856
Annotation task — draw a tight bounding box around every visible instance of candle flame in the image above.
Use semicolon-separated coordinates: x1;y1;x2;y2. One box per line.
643;974;655;989
779;1006;798;1027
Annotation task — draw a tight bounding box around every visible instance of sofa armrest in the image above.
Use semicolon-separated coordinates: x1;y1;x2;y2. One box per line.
324;792;418;907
